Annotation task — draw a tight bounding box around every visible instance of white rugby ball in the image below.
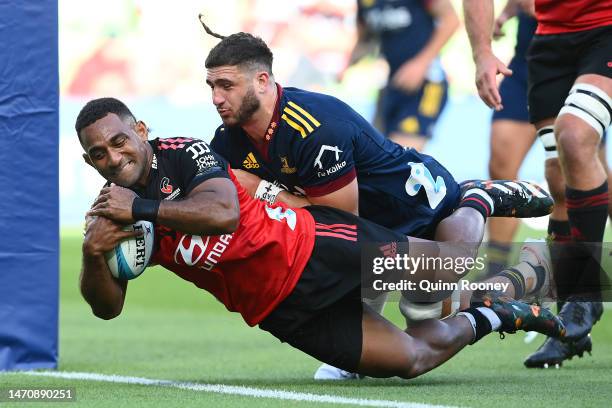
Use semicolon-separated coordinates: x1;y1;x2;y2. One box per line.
105;220;155;280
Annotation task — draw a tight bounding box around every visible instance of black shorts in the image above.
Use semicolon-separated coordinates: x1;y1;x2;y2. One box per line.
527;25;612;124
259;205;408;372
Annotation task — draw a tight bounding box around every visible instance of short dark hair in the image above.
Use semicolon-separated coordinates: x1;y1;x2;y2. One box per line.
75;97;136;141
205;32;273;75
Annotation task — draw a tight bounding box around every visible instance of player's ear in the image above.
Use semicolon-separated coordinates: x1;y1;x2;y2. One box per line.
255;71;269;92
82;153;94;168
134;120;148;140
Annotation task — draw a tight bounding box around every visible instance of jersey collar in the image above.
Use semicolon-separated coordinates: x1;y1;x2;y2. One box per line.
264;83;283;143
247;83;283;161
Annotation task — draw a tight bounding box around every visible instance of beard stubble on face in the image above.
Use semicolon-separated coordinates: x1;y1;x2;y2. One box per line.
231;86;261;127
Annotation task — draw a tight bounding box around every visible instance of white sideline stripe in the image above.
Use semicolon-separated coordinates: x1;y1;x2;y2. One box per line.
7;371;458;408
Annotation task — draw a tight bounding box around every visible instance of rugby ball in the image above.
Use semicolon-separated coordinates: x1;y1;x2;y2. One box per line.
105;220;155;280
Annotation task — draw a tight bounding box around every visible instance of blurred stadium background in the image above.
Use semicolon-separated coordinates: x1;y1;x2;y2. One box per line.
60;0;563;228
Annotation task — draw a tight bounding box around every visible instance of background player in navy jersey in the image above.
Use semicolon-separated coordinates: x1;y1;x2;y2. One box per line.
346;0;459;151
464;0;611;368
76;97;564;380
200;28;554;378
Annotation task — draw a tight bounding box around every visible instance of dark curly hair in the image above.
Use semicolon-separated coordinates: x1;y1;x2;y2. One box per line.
75;97;136;142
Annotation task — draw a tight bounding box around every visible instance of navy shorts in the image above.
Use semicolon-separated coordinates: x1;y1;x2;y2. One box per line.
381;80;449;139
493;56;529;122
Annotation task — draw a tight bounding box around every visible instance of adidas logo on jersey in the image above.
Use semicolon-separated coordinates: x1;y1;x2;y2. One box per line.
243;152;260;169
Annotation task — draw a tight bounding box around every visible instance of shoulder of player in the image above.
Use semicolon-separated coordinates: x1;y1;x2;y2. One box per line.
280;87;359;139
151;136;217;159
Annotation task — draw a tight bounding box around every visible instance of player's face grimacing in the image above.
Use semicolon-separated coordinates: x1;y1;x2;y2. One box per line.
79;113;151;188
206;65;261;127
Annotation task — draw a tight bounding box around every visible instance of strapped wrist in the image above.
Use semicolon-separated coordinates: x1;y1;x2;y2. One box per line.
132;198;160;222
254;180;284;204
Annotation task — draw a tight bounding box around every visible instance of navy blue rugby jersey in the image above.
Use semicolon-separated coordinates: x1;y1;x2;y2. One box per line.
357;0;435;77
210;85;460;237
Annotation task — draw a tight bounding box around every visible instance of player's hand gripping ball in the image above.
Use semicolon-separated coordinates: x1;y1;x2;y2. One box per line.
105;221;155;280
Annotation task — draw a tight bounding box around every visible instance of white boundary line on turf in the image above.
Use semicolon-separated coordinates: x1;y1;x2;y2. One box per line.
3;371;459;408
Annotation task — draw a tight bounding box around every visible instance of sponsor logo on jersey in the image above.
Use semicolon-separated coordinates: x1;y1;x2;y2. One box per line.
405;162;447;209
314;145;346;177
280;156;297;174
164;188;181;201
281;101;320;138
151;154;158;169
196;154;218;172
160;177;173;194
200;233;234;271
186;141;211;159
173;233;234;271
174;235;210;266
314;145;342;170
243;152;260;169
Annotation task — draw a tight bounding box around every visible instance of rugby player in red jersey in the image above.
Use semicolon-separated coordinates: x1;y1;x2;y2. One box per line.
463;0;611;367
77;97;564;378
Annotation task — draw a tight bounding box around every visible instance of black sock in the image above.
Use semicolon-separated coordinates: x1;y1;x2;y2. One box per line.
565;182;608;302
457;307;493;344
486;241;512;277
548;219;571;243
566;182;608;243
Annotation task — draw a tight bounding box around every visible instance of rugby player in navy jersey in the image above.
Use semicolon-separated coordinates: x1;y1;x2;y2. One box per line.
201;27;555;378
349;0;460;152
77;97;564;380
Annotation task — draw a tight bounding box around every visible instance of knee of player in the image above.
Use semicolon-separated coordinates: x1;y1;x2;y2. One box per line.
555;118;601;158
488;160;515;180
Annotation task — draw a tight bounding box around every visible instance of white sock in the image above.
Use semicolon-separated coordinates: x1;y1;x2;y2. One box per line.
477;307;502;330
457;311;477;338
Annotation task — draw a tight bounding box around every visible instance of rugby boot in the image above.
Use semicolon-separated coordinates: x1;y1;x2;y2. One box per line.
314;363;363;380
460;179;554;218
524;335;592;368
558;300;604;341
479;291;566;338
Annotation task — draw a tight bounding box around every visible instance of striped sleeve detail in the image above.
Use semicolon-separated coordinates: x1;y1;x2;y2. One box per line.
281;101;321;138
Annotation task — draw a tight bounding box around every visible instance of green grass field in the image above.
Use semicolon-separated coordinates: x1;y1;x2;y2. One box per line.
3;226;612;407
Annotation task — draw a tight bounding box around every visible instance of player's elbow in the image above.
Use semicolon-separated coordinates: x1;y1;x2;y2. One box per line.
218;201;240;233
91;305;122;320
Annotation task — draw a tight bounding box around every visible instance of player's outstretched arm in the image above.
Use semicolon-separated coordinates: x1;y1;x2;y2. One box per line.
155;177;240;236
81;215;135;320
463;0;512;110
89;177;240;236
